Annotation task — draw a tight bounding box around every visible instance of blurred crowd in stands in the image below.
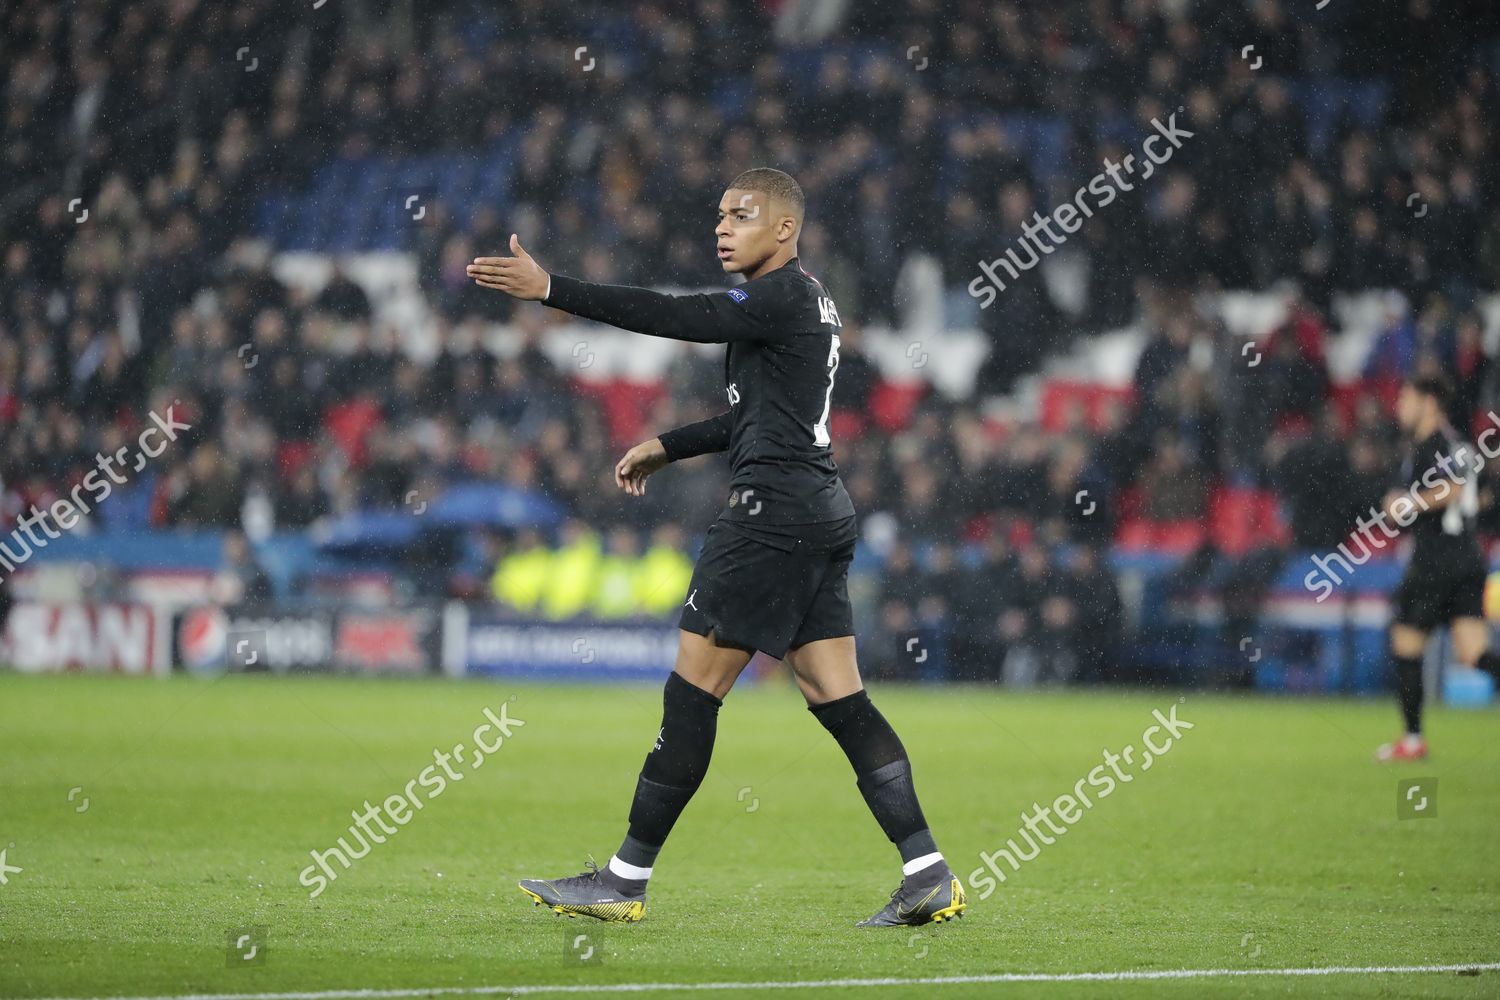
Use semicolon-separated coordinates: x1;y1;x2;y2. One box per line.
3;0;1500;681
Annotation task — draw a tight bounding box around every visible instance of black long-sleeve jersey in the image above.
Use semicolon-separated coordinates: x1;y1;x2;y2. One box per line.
545;257;855;526
1400;426;1483;568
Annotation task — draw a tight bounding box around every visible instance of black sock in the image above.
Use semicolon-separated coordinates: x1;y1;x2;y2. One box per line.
597;834;656;898
1476;651;1500;680
1394;654;1423;735
613;833;660;870
605;671;721;891
810;690;939;867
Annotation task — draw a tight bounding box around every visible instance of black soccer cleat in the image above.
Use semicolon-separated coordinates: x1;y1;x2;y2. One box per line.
518;859;646;922
858;864;967;927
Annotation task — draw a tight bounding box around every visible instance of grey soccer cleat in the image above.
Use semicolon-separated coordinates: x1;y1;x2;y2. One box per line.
858;865;967;927
518;858;646;922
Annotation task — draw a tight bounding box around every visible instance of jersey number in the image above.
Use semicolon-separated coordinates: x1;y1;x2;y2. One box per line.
813;332;840;447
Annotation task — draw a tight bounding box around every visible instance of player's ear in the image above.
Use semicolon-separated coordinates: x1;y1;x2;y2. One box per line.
776;215;797;244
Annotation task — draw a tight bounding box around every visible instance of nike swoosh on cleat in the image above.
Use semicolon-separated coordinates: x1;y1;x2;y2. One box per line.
895;882;945;922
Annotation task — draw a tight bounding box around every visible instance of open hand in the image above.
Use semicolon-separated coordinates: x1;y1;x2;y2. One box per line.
467;234;551;300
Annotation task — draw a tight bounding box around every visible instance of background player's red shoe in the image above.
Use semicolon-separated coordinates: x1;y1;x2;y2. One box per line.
1375;735;1428;762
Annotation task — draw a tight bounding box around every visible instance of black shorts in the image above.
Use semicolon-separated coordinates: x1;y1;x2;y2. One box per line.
1393;556;1487;631
678;516;857;659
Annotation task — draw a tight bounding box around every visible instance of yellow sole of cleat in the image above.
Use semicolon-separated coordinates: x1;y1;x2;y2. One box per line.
931;879;969;923
517;885;645;923
930;904;966;923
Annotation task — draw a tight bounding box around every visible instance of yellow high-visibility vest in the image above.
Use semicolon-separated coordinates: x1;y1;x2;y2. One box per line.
491;546;552;613
541;534;602;620
635;545;694;617
593;555;641;619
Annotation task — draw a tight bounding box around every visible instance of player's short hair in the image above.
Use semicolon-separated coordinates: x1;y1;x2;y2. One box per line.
729;167;805;221
1406;372;1454;409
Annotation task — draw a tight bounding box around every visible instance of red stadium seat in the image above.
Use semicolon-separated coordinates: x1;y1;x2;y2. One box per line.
1255;490;1292;547
1115;485;1209;552
572;378;668;447
325;399;383;466
1152;520;1208;553
1115;518;1156;551
869;381;925;433
1208;486;1257;555
1041;381;1092;433
1204;486;1293;554
1040;380;1136;433
1330;377;1401;428
829;409;865;442
1006;518;1036;550
276;441;316;480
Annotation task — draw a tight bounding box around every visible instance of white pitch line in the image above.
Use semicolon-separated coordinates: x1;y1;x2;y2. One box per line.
27;962;1500;1000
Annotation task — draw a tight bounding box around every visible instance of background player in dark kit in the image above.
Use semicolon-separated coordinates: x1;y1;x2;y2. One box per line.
1376;373;1500;762
468;168;965;927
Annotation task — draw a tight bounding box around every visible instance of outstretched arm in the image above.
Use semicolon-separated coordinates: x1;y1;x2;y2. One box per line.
467;236;783;344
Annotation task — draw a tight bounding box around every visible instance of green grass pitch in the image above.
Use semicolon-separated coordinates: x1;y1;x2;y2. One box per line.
1;672;1497;998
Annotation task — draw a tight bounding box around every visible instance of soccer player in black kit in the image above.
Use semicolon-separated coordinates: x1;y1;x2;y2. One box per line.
467;168;965;926
1376;374;1500;762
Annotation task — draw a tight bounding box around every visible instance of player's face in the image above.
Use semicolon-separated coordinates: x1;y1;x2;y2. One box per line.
1396;385;1423;431
716;188;780;274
